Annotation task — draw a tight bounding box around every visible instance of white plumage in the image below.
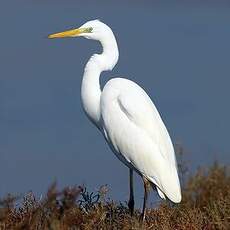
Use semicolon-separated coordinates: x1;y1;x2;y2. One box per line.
49;19;181;220
101;78;181;203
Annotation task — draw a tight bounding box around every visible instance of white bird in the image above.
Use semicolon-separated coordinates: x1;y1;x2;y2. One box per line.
48;19;181;220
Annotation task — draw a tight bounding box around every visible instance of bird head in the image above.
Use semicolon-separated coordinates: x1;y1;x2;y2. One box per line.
48;19;119;71
48;19;113;41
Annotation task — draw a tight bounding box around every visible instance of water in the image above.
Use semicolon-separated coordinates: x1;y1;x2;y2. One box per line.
0;0;229;207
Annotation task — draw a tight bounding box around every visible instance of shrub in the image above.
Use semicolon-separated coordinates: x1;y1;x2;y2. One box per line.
0;162;229;229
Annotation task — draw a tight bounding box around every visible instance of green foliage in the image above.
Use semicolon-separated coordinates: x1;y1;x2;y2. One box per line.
0;162;229;229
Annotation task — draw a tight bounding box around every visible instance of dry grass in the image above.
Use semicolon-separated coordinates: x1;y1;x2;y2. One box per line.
0;161;229;230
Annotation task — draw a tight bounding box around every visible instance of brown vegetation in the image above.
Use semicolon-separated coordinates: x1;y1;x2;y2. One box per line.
0;161;229;230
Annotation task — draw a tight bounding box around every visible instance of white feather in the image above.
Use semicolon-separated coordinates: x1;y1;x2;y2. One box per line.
101;78;181;203
78;19;181;203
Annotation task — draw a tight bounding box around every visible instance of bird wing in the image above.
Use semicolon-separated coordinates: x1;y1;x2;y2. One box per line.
101;78;181;202
117;83;176;166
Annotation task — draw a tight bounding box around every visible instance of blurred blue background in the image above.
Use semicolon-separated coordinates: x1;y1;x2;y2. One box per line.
0;0;230;207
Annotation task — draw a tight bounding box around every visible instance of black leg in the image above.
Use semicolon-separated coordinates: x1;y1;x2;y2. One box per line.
128;168;134;216
141;177;150;222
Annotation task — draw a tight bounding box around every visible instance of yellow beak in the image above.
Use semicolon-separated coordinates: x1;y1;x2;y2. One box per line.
48;28;86;39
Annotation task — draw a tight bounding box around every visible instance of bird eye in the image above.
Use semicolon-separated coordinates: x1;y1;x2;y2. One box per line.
85;27;93;33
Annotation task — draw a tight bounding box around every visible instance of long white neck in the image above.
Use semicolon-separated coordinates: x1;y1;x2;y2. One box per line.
81;30;119;129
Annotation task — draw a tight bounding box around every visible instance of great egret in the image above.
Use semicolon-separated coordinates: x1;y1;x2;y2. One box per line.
48;19;181;220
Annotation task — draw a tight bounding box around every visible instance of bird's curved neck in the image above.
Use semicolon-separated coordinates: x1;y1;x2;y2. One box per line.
81;32;119;129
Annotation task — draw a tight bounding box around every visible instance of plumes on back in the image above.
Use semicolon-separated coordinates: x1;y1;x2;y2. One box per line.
101;78;181;203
